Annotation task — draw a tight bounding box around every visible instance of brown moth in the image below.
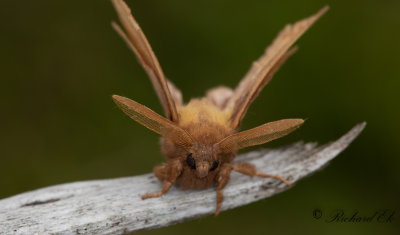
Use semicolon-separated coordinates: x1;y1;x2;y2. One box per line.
110;0;328;215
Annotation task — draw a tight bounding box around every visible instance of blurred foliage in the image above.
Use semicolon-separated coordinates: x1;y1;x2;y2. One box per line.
0;0;399;234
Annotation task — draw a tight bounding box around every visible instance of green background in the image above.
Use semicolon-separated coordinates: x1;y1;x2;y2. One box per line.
1;0;399;234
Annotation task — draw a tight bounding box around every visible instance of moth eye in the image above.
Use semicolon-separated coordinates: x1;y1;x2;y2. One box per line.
210;160;219;171
186;153;196;169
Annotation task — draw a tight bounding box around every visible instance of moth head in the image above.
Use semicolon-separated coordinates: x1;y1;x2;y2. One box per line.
160;135;222;178
185;151;220;178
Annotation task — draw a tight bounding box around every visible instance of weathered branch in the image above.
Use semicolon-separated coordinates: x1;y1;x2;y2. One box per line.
0;123;365;234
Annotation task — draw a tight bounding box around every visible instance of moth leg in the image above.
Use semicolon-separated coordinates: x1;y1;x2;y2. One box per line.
153;164;167;181
232;162;291;185
215;163;233;216
141;159;183;199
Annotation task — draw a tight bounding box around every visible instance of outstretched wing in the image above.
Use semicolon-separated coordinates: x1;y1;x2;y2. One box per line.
112;95;193;148
111;0;180;122
225;6;329;129
215;119;304;153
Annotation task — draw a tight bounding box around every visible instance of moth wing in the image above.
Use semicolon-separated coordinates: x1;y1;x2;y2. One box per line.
111;0;180;121
112;95;193;148
215;119;304;153
225;6;329;129
112;22;183;108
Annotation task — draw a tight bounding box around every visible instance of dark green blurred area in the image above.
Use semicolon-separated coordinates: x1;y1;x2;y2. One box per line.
1;0;399;234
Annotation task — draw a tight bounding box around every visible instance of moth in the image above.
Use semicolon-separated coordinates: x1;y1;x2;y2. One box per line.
111;0;328;215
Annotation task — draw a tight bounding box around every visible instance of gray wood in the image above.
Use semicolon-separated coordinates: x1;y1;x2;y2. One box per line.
0;123;365;235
